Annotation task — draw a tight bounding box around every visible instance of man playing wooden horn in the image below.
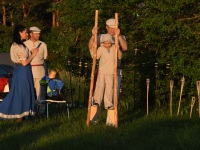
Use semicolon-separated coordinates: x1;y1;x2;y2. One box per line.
88;18;128;125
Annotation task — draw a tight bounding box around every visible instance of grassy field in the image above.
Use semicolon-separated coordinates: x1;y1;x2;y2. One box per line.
0;105;200;150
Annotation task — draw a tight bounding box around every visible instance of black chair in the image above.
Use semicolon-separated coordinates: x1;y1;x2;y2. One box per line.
37;81;70;118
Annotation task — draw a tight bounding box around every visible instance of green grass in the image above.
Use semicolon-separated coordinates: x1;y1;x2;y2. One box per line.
1;105;200;150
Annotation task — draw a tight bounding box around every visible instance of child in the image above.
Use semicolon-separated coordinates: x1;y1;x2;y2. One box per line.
40;69;64;97
90;34;122;110
40;69;57;84
37;69;65;115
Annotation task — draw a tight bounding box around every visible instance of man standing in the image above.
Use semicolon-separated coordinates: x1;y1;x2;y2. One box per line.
24;26;48;114
88;18;128;125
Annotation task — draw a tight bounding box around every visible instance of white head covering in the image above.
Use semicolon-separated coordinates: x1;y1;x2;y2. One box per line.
106;18;118;28
29;26;41;33
100;34;114;43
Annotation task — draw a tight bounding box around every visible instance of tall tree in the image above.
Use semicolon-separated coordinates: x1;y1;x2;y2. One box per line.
1;1;6;26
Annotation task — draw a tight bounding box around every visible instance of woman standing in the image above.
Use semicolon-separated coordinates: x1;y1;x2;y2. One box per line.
0;25;38;121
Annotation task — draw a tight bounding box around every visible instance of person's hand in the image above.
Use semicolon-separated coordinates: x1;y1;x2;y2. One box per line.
31;48;39;57
115;28;121;37
92;27;98;36
92;42;97;49
116;44;120;49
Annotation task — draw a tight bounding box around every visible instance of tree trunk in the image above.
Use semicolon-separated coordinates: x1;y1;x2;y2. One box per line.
52;0;60;27
22;3;28;19
2;1;6;26
56;9;59;27
52;12;56;27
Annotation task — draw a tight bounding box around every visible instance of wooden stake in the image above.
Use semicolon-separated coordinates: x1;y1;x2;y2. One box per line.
190;97;195;118
86;10;98;127
177;76;185;116
113;13;119;128
169;80;174;116
196;81;200;118
146;78;150;115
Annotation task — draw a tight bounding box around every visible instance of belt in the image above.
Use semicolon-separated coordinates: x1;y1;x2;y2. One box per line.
15;63;22;65
31;64;43;66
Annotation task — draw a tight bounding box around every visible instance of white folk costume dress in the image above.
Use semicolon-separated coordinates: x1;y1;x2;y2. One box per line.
91;33;125;125
97;34;126;96
24;40;48;114
0;43;35;119
24;40;48;99
90;44;122;109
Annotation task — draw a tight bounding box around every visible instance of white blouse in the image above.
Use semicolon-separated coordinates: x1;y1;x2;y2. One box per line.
10;43;29;63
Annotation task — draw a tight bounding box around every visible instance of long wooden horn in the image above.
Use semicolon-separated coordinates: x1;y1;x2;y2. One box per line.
113;13;119;128
86;10;98;127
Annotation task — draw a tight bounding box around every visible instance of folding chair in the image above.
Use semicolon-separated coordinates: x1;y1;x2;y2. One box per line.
0;78;9;102
38;79;70;119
